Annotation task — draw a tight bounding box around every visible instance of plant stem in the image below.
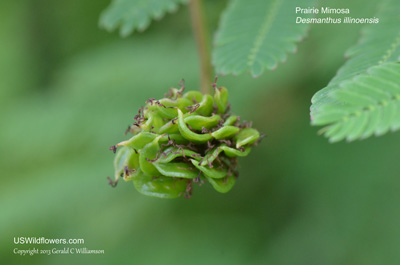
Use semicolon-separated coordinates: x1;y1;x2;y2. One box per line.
189;0;213;94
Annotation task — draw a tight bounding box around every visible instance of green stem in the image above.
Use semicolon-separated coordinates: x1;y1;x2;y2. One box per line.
189;0;213;94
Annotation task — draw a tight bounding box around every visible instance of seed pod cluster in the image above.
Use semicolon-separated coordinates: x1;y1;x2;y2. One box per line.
109;82;262;199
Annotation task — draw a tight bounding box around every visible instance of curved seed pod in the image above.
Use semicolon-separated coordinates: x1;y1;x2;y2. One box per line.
155;147;201;164
184;114;222;131
140;112;164;131
224;115;238;126
191;160;227;179
177;109;212;143
117;132;156;150
154;162;199;179
127;149;140;169
222;145;251;158
155;98;193;119
196;94;213;116
158;120;179;134
206;175;236;193
113;146;133;180
139;136;163;176
159;134;188;145
201;145;251;166
183;91;203;103
212;125;240;139
166;87;181;98
235;128;260;148
214;87;229;114
133;171;188;199
123;150;141;181
109;83;262;198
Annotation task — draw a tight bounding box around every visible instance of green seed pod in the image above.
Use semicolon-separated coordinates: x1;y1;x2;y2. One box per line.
155;147;201;164
223;115;238;126
154;162;198;179
183;90;203;103
133;171;189;199
235;128;261;148
206;174;236;194
109;81;263;199
177;109;213;143
211;125;240;140
191;160;227;179
214;86;229;114
200;145;251;166
184;114;222;131
139;135;163;176
195;94;214;116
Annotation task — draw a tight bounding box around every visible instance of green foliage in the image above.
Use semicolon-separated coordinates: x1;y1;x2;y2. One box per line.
212;0;313;77
5;1;400;263
111;85;262;198
99;0;188;37
311;0;400;142
314;63;400;142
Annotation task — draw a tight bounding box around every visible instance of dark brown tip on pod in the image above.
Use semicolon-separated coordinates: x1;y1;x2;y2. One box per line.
184;180;193;199
109;145;117;153
212;76;218;90
178;79;185;94
186;103;200;114
254;133;266;146
123;166;136;177
194;172;201;183
146;98;156;105
155;100;166;108
124;126;131;135
107;177;118;187
218;139;232;146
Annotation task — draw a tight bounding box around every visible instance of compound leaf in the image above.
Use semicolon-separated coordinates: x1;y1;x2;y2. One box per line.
213;0;313;77
311;0;400;142
100;0;187;37
316;63;400;142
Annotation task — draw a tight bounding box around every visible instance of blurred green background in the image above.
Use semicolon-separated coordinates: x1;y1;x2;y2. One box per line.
2;0;400;264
